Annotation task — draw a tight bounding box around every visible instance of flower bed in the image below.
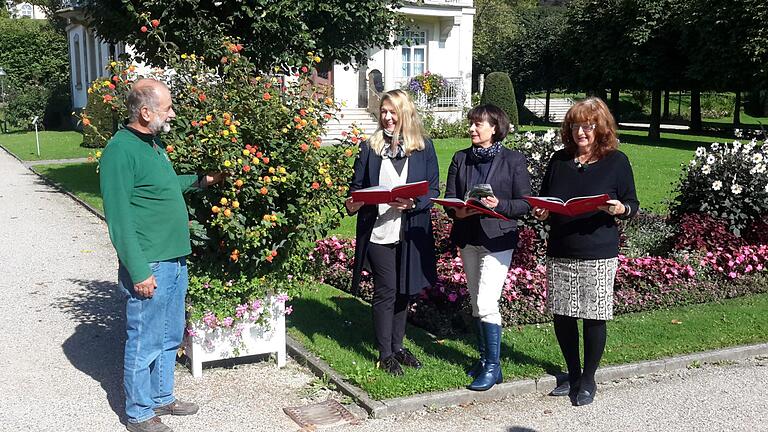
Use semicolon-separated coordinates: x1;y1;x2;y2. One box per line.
309;132;768;336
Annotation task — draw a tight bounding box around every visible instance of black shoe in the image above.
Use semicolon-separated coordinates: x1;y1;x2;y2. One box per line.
549;381;570;397
575;387;596;406
394;348;422;369
378;355;403;376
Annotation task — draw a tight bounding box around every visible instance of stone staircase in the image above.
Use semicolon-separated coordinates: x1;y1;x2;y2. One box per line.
322;108;379;144
524;98;574;122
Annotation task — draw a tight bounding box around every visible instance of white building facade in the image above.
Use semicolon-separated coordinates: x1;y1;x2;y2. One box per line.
333;0;475;122
6;1;48;19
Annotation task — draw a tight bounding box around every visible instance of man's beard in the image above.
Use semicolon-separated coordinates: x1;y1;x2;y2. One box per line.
149;117;172;134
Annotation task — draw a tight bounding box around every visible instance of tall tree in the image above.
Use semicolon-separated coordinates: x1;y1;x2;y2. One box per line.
84;0;407;69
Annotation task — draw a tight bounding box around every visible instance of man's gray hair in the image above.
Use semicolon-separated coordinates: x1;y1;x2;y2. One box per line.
126;81;161;122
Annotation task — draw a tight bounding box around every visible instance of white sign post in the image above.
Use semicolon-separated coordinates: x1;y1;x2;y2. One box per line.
32;116;40;157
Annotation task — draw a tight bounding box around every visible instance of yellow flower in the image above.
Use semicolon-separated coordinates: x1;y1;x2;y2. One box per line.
103;80;111;87
206;115;213;122
110;61;117;67
220;197;228;205
281;128;288;133
224;160;232;167
95;151;102;158
87;88;93;94
242;149;250;156
190;54;196;60
232;201;240;209
278;167;286;174
222;130;230;137
268;167;275;174
181;54;187;59
237;158;243;164
229;125;237;134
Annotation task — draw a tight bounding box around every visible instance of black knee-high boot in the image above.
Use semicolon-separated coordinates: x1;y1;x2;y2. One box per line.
581;319;607;393
553;315;582;388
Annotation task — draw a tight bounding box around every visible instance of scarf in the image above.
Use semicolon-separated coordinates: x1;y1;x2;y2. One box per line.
469;141;503;163
381;129;405;159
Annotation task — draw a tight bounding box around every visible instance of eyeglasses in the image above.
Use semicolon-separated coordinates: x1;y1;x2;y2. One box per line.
570;123;596;132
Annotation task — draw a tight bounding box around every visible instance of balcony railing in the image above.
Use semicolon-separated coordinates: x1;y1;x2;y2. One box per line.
397;76;465;109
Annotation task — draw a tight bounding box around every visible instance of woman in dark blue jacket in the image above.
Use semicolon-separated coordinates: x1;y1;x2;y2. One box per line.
444;104;531;391
346;89;440;376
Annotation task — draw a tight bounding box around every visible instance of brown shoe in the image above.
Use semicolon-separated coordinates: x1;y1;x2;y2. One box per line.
153;399;199;416
126;416;172;432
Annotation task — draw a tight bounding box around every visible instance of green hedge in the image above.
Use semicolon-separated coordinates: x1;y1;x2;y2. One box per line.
0;16;70;129
480;72;519;126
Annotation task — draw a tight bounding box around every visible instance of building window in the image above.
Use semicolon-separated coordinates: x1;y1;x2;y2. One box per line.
401;30;427;77
19;3;33;18
73;34;82;90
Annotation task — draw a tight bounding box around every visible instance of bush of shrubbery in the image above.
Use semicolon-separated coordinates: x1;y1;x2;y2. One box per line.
480;72;518;126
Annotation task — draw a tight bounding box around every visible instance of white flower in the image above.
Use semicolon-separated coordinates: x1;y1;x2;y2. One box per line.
711;142;720;151
524;141;533;149
527;166;534;174
753;153;764;164
543;129;556;142
524;131;535;141
765;183;768;193
732;141;742;153
689;159;697;167
756;164;766;174
701;165;711;174
712;180;723;191
706;155;716;165
735;128;743;138
743;142;755;154
695;147;706;157
553;142;564;151
532;152;541;161
731;183;743;194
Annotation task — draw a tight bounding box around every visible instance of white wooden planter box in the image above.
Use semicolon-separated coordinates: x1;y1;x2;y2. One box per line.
183;300;287;377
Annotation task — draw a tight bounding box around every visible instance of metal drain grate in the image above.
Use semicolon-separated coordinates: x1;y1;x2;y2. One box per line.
283;399;358;429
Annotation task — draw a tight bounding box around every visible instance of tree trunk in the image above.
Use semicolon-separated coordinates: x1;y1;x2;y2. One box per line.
610;87;620;119
663;90;670;120
544;88;551;122
648;88;661;140
733;90;741;127
690;89;702;132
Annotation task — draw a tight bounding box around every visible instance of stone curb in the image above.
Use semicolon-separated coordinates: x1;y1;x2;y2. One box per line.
288;335;768;419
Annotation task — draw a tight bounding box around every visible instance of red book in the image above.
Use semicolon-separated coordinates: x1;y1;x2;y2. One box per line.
524;194;611;217
351;180;430;205
431;198;510;221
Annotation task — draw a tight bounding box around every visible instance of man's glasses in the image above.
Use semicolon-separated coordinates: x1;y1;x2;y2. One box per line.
570;123;596;132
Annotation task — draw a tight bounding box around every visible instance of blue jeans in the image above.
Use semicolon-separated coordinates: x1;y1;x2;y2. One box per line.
119;258;187;423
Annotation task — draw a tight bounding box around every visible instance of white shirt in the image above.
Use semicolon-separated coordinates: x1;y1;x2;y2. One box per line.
370;158;409;244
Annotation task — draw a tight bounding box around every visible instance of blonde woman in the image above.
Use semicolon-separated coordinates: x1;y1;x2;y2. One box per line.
345;89;440;375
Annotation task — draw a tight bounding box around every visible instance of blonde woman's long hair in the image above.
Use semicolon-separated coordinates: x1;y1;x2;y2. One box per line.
368;89;426;156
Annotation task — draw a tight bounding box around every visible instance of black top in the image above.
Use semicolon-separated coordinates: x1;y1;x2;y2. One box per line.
445;147;531;252
540;149;639;259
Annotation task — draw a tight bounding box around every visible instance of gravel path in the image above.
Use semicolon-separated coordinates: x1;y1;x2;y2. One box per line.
1;147;766;432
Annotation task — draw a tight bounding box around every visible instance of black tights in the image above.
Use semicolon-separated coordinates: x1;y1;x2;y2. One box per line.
553;315;607;392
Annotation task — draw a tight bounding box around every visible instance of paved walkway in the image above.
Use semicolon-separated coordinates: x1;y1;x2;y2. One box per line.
1;147;767;431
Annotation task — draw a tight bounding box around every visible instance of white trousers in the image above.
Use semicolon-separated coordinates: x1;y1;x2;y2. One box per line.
460;244;514;326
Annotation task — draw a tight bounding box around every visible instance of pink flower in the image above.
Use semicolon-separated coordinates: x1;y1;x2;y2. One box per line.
285;305;293;315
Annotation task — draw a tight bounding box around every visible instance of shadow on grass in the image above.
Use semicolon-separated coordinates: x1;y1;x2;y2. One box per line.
290;289;562;383
55;277;127;425
32;163;102;210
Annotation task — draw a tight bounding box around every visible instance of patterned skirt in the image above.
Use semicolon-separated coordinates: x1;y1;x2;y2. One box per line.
546;257;619;320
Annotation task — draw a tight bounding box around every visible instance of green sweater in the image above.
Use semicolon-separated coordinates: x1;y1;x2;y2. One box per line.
99;127;198;283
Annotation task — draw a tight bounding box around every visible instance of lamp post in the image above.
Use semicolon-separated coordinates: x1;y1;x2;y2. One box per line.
0;66;7;133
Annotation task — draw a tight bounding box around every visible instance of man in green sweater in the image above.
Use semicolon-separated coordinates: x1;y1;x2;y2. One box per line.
100;78;220;432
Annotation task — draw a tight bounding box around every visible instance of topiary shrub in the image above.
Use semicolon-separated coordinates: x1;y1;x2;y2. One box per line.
480;72;518;126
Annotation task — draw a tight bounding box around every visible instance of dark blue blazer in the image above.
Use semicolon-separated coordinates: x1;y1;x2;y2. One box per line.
445;147;531;252
349;139;440;295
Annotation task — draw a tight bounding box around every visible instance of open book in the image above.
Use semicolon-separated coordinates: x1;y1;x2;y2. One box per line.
524;194;610;217
431;197;510;221
351;180;430;205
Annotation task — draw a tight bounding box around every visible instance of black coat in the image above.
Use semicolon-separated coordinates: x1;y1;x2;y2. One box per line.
445;147;532;252
349;139;440;295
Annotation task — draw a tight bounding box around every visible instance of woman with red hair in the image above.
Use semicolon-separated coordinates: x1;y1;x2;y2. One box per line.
533;97;639;406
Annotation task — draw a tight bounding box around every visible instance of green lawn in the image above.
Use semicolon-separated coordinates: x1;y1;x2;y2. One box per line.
289;283;768;400
34;162;103;212
0;131;90;161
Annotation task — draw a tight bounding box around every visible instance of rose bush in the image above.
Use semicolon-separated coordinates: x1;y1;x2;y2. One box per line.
84;18;359;335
